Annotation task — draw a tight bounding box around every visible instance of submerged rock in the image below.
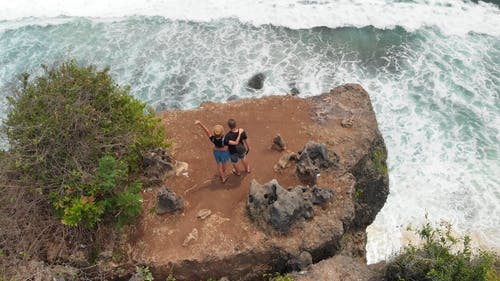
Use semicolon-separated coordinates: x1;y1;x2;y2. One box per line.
247;73;265;90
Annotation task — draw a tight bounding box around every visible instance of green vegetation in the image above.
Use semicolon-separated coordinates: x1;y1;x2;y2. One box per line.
1;60;166;227
264;273;295;281
372;147;388;174
135;266;154;281
386;222;498;281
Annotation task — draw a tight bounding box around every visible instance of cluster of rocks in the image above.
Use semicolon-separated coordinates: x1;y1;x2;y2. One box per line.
296;141;339;185
143;148;188;185
247;73;300;96
246;179;334;233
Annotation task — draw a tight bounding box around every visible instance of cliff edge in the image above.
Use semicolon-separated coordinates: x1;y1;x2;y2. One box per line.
130;84;389;280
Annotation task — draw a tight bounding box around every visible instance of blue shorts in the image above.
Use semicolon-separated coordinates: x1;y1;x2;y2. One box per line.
230;152;246;163
213;150;230;163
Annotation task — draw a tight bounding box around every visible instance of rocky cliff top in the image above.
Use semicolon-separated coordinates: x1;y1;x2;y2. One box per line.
129;84;389;280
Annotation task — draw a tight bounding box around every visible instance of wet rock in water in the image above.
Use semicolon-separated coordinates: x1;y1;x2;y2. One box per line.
296;141;339;185
156;187;184;215
247;73;265;90
246;179;334;233
182;228;199;247
227;95;239;102
271;134;287;151
290;87;300;96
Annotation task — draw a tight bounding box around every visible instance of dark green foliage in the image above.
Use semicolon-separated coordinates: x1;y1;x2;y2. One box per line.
264;273;294;281
386;223;498;281
2;61;166;227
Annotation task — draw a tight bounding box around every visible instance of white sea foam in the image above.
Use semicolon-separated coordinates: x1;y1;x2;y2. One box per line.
0;0;499;36
0;1;498;264
365;29;500;262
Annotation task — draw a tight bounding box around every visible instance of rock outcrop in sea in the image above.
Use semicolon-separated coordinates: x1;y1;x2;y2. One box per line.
128;84;389;280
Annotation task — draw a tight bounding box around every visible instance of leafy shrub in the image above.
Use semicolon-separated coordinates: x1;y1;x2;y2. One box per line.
386;222;498;281
2;61;166;227
264;273;294;281
135;265;154;281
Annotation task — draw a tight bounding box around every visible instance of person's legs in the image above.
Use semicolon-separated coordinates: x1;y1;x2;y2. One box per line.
217;162;227;182
214;151;228;182
230;153;242;175
241;157;251;173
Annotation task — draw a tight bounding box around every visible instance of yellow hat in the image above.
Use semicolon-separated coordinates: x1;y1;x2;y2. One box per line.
213;125;224;137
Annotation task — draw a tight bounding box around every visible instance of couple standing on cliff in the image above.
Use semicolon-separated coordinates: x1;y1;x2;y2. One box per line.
195;118;251;183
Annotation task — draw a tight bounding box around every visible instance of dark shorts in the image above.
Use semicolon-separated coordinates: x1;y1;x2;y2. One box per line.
213;150;230;163
230;151;246;163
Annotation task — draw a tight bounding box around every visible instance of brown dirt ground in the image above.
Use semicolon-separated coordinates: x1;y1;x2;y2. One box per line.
128;93;361;264
132;95;318;262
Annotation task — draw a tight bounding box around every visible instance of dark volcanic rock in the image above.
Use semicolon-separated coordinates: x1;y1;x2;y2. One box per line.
350;135;389;229
271;134;287;151
296;142;339;185
287;251;313;271
156;187;184;215
143;148;175;184
247;73;265;90
247;179;334;233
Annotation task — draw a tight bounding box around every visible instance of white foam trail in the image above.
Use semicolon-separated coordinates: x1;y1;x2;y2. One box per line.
0;0;499;36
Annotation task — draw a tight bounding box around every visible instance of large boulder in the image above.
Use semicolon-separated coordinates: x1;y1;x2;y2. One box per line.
247;73;265;90
296;141;339;185
156;187;184;215
247;179;334;233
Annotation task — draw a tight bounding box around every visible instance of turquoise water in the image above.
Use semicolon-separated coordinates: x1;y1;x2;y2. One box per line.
0;2;499;262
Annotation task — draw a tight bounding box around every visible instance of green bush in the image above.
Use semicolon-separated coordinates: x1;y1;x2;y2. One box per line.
386;222;498;281
2;61;166;227
264;273;294;281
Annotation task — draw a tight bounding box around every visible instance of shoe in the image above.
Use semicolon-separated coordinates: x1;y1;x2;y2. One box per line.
232;169;241;176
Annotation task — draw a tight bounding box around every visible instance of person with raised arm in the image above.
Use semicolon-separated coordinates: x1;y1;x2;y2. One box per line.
195;120;243;183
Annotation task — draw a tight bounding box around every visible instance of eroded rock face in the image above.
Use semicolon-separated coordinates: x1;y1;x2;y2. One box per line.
296;141;339;185
291;255;384;281
143;148;175;184
156;187;184;215
247;179;334;233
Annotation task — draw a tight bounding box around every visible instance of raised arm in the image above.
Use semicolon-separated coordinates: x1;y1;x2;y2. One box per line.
195;120;211;138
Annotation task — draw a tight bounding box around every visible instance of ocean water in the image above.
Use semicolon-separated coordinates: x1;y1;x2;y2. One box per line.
0;0;499;263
